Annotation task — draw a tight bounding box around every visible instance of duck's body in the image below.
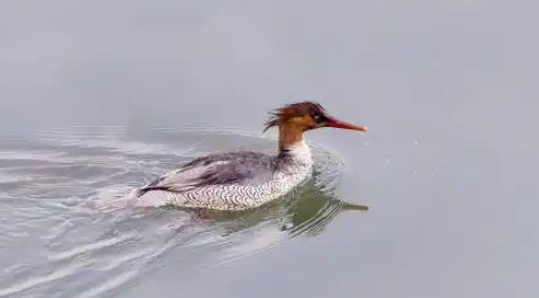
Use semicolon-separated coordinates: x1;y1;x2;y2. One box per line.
134;140;313;210
123;101;367;211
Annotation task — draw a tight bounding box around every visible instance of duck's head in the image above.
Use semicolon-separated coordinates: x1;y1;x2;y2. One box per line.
263;101;367;133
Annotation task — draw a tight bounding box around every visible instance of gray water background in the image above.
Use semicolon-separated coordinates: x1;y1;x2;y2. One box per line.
1;1;538;297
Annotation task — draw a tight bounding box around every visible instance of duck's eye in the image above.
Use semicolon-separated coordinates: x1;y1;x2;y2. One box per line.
313;115;322;123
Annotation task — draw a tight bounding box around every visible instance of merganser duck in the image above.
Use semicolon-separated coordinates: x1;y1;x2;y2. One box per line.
131;101;367;211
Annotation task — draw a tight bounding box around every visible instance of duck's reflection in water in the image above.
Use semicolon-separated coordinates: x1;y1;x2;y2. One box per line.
92;154;368;277
170;172;368;239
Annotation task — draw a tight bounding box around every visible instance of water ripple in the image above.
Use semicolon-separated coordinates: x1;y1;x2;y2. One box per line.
0;126;367;298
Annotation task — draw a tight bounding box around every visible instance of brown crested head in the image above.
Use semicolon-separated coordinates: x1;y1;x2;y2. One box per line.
263;101;367;133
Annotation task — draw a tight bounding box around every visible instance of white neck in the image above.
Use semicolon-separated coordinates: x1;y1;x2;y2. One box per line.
280;139;313;166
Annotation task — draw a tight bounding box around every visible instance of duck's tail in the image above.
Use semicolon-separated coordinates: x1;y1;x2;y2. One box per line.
93;188;140;211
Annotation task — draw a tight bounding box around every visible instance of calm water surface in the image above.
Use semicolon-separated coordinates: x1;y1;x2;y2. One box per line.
1;1;538;297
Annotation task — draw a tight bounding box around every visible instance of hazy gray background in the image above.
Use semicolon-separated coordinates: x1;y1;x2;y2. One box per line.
1;0;538;297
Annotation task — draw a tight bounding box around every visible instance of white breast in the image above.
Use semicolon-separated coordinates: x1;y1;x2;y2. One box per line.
269;140;314;201
284;140;313;165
